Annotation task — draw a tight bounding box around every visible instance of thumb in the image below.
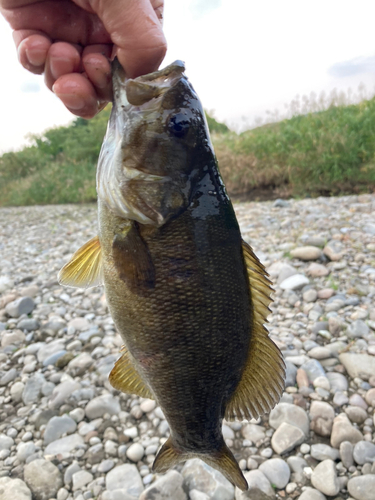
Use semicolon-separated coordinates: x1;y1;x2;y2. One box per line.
95;0;166;78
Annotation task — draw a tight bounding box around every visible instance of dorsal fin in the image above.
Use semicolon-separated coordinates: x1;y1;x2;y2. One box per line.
109;346;154;399
225;240;286;421
58;236;103;288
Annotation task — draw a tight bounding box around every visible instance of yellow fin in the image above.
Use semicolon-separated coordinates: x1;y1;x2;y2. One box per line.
58;236;103;288
153;437;248;491
225;240;286;421
109;346;154;399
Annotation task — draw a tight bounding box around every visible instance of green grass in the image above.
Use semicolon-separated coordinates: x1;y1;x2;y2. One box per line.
1;94;375;206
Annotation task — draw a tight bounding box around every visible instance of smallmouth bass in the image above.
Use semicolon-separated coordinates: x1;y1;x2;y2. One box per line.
59;59;285;491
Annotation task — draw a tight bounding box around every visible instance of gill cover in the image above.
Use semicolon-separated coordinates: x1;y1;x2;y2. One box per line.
96;59;188;226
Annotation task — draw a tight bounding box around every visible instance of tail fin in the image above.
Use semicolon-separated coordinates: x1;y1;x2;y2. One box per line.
152;437;248;491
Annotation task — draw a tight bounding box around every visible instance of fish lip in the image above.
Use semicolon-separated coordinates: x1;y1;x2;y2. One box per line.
111;58;186;110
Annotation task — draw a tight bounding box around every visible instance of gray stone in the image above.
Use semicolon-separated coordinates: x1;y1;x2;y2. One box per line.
68;352;93;376
48;380;81;409
139;470;187;500
102;491;135;500
17;318;40;331
348;475;375;500
345;405;367;424
306;263;329;277
277;264;297;284
37;340;65;363
97;459;115;474
326;372;348;392
323;241;344;261
310;444;339;461
10;381;24;402
1;329;25;347
330;414;363;448
34;409;59;429
235;470;275;499
22;373;45;405
285;361;298;387
271;422;305;455
17;442;36;462
279;274;309;290
291;246;322;261
269;403;309;435
0;434;14;450
287;456;307;473
126;442;144;462
353;441;375;465
5;297;35;318
300;359;326;383
64;461;81;484
273;199;290;208
44;415;77;445
0;478;32;500
72;470;93;491
42;350;67;367
258;458;290;489
44;433;84;456
347;320;370;338
298;487;327;500
24;459;63;500
241;424;266;444
311;459;339;496
309;401;335;421
339;353;375;380
182;459;235;500
340;441;354;468
0;367;18;386
105;465;144;497
85;394;121;419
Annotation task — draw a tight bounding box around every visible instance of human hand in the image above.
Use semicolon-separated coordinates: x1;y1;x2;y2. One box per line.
0;0;166;118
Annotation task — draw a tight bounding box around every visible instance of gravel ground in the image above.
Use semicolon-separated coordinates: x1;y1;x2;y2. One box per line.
0;194;374;500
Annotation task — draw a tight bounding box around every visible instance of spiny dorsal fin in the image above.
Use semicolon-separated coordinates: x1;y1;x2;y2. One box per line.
153;437;248;491
58;236;103;288
109;346;154;399
225;240;286;421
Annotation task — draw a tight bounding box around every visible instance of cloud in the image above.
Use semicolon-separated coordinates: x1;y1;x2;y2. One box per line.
20;80;41;93
328;56;375;77
189;0;222;19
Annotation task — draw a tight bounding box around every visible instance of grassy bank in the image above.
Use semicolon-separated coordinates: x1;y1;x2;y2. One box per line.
1;97;375;206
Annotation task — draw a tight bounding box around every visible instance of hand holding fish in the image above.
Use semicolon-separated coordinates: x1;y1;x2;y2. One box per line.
0;0;166;118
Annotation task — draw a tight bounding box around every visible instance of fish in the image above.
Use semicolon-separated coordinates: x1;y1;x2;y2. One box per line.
58;58;286;491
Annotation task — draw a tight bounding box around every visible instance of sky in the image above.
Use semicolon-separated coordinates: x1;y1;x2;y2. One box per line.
1;0;375;154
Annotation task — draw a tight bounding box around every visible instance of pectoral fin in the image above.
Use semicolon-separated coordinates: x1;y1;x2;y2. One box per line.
58;236;103;288
109;346;154;399
225;240;286;421
112;223;155;293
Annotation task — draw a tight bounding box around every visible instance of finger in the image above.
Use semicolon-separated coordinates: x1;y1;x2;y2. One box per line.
96;0;167;78
82;45;112;101
13;31;51;74
44;41;82;91
53;72;101;118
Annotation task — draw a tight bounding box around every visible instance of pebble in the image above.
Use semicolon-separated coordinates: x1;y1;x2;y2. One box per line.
139;470;187;500
0;478;32;500
1;197;375;500
347;474;375;500
290;246;322;261
5;297;35;318
24;459;62;500
259;458;290;489
236;470;275;499
311;459;340;496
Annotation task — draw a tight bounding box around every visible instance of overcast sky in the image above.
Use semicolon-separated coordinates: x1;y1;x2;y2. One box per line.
1;0;375;154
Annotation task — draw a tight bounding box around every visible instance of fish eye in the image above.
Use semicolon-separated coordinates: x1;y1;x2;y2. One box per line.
168;113;190;138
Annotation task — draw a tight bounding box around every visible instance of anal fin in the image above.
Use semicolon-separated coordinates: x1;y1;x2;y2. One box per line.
109;346;154;399
58;236;103;288
225;240;286;421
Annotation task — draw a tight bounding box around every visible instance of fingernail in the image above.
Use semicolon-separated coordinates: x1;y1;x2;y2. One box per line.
54;92;85;110
25;48;46;67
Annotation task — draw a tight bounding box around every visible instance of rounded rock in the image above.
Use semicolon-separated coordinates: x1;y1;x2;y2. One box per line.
311;459;340;496
259;458;290;489
126;443;145;462
24;458;63;500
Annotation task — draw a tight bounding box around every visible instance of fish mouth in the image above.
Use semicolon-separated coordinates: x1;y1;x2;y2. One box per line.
112;58;186;110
